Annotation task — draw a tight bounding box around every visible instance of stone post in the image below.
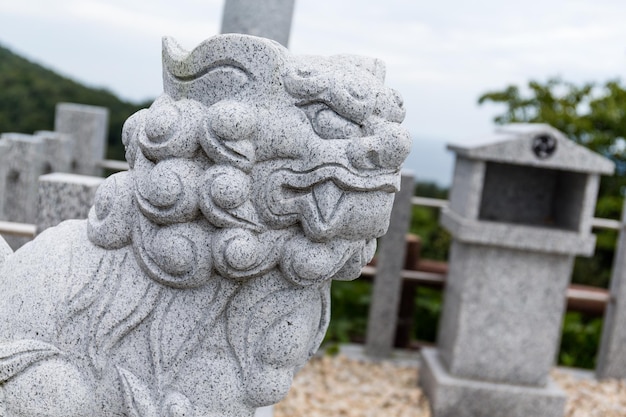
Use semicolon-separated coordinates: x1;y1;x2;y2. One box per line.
420;124;614;417
365;172;414;358
0;132;73;248
0;133;45;249
35;131;73;174
0;133;44;223
37;173;104;234
0;138;8;220
0;34;410;416
596;198;626;379
54;102;109;176
221;0;295;47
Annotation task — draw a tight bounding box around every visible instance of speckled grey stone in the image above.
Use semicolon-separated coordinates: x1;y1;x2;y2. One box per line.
422;124;613;417
365;172;415;358
437;241;573;386
0;134;43;223
0;34;410;417
37;173;104;234
0;133;40;250
597;198;626;379
420;348;567;417
221;0;295;47
0;236;11;269
34;130;74;174
0;131;72;249
54;102;109;176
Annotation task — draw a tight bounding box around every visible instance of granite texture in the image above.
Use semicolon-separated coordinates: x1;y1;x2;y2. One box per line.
420;348;567;417
0;133;45;224
0;120;93;246
36;173;104;234
35;130;73;174
597;198;626;379
54;102;109;176
0;236;11;268
0;132;72;249
437;241;573;386
365;173;414;358
0;34;410;417
221;0;295;47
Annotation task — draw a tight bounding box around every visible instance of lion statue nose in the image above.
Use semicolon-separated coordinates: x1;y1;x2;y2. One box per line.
348;123;411;171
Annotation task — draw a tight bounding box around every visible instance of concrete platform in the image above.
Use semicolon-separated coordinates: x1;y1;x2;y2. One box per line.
419;348;567;417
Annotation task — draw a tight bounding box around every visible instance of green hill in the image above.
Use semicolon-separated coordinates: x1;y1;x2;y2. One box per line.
0;43;151;160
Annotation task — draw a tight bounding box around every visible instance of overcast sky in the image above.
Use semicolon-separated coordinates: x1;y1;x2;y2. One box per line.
1;0;626;184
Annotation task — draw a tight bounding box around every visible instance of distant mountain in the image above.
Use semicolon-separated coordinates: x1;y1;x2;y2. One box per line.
0;43;150;160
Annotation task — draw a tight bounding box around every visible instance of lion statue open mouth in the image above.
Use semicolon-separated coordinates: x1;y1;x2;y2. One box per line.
0;34;410;417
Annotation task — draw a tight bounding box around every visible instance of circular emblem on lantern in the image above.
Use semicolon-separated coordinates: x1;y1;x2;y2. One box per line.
532;133;557;159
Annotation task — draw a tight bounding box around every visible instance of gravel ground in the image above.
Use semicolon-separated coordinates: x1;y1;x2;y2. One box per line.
274;354;626;417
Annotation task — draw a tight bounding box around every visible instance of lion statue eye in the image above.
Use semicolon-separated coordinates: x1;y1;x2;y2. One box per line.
299;103;363;140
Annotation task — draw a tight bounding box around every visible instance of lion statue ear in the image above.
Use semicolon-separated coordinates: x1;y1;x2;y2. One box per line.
162;34;288;106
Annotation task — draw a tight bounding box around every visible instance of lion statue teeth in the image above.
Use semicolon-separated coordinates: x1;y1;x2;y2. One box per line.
0;34;410;417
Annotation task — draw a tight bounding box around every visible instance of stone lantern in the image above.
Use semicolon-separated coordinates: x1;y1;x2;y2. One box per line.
420;124;614;417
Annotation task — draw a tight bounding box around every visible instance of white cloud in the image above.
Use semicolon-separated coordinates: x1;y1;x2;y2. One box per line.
67;0;220;45
1;0;626;158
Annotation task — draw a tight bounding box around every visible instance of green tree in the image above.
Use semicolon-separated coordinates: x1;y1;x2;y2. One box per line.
0;43;150;160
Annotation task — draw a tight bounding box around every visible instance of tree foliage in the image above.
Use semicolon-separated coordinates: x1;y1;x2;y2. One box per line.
0;43;150;160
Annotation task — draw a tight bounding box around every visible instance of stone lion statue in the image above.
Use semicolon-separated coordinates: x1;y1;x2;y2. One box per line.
0;34;410;416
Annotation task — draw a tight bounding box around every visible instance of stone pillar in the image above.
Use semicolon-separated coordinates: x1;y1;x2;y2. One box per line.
36;131;73;174
37;173;104;234
54;102;109;176
221;0;295;47
596;198;626;379
0;139;9;220
365;172;414;358
0;132;74;249
0;133;45;249
420;124;614;417
0;133;44;223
